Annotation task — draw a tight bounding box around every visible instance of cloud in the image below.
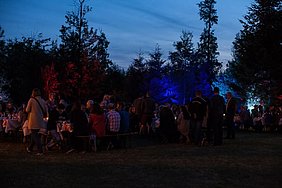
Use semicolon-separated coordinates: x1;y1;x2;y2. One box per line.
0;0;253;69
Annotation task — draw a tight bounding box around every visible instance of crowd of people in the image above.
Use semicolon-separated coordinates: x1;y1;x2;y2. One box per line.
0;87;282;156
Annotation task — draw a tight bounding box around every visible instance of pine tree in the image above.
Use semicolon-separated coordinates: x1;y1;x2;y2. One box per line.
168;31;196;103
0;27;9;101
228;0;282;102
144;45;166;97
56;0;112;100
125;53;146;101
197;0;221;86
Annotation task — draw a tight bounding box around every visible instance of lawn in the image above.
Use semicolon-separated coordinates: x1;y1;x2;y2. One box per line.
0;131;282;188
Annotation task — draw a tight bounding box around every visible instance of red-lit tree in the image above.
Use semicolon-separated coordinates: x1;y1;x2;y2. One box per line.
43;0;112;102
41;62;59;97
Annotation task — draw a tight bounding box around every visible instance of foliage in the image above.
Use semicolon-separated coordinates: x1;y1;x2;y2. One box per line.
48;0;112;101
228;0;282;104
197;0;221;85
168;31;196;103
4;35;51;104
0;27;9;101
125;53;146;101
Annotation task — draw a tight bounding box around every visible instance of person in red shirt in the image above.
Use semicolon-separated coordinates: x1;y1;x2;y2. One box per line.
89;103;106;138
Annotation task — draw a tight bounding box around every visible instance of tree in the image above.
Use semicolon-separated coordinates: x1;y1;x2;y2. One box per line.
169;31;195;71
197;0;221;86
228;0;282;103
125;53;146;101
168;31;196;103
146;44;166;74
0;27;9;101
144;45;167;99
4;35;51;104
53;0;112;100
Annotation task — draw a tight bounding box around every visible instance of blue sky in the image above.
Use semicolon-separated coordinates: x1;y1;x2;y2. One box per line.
0;0;253;69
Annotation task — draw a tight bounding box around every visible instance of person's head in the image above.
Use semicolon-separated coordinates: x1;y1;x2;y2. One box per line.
107;103;115;110
32;88;41;97
81;104;86;112
86;100;94;109
226;92;232;99
91;103;104;114
213;87;220;94
116;101;125;111
195;90;202;97
129;106;136;113
49;93;55;101
57;103;65;113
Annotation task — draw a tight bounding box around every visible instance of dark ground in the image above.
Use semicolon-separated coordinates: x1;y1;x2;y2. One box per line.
0;131;282;188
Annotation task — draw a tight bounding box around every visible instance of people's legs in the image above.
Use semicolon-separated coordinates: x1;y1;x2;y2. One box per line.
29;129;43;153
194;120;203;145
40;133;47;152
27;132;35;151
189;120;196;143
226;118;235;139
231;121;235;138
207;120;214;144
214;119;223;145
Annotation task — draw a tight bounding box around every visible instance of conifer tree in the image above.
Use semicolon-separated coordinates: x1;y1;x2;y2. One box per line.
197;0;221;86
228;0;282;102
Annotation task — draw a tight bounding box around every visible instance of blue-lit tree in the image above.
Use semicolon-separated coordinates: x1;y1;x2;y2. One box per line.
144;44;167;100
168;31;196;104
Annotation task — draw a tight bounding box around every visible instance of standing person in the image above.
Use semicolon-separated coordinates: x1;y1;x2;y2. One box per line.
159;103;178;143
86;100;94;117
208;87;225;146
69;100;89;153
129;105;139;132
117;101;130;133
46;92;57;113
88;103;106;151
117;101;130;148
133;94;144;129
188;90;208;146
225;92;237;139
140;92;155;135
106;103;120;148
25;88;48;155
89;103;106;138
177;105;191;144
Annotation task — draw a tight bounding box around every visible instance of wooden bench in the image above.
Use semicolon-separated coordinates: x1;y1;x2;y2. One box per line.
103;132;139;150
76;132;139;152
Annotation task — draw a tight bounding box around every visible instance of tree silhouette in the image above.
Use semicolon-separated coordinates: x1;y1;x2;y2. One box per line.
47;0;112;101
228;0;282;103
197;0;221;86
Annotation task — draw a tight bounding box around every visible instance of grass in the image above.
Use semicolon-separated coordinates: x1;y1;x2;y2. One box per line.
0;131;282;188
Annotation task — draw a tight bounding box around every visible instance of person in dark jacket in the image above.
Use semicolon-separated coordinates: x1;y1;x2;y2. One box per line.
188;90;208;145
140;92;155;135
159;103;178;143
69;100;89;152
208;87;225;145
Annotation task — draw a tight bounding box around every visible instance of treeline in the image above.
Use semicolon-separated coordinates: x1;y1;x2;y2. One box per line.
0;0;281;106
